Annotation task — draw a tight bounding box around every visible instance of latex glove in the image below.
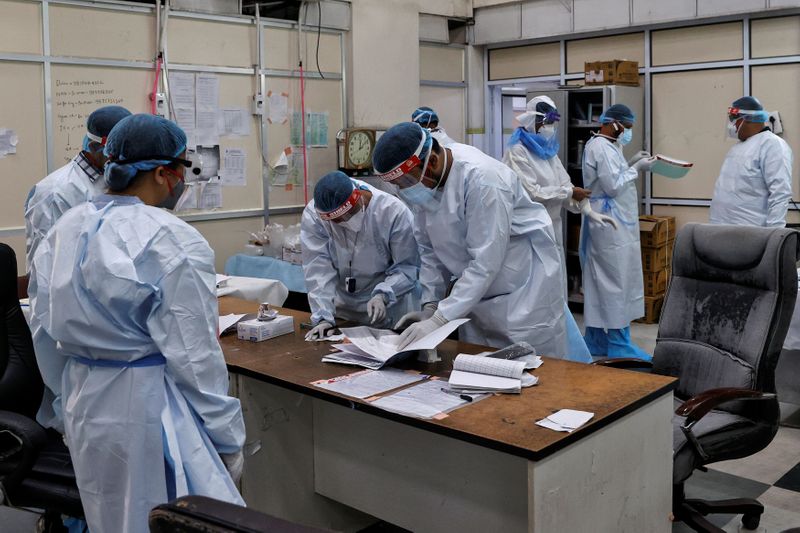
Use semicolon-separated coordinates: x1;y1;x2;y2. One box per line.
571;186;592;202
627;150;651;166
396;311;448;351
580;199;618;230
366;294;387;325
632;156;657;172
221;450;244;484
304;320;334;341
393;302;438;331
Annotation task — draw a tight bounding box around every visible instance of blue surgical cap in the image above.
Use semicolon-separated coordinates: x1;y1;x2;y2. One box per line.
731;96;769;123
103;114;187;192
599;104;635;124
314;171;355;213
82;105;132;152
412;106;439;127
372;122;432;175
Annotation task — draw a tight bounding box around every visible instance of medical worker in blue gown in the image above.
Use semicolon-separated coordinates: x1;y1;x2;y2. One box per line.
372;122;567;356
29;114;245;533
580;104;655;359
301;171;420;339
504;95;619;363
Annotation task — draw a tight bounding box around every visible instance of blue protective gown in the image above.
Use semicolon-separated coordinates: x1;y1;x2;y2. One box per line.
301;180;420;328
24;153;107;269
412;143;567;355
29;194;245;533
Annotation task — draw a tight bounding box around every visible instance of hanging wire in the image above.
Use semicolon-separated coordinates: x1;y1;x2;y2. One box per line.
316;2;325;79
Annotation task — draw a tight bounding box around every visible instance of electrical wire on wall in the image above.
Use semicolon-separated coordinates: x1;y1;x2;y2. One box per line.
298;1;310;204
316;2;324;80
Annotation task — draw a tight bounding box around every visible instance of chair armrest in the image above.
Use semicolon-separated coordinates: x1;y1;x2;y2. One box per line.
675;388;773;425
0;410;49;495
592;358;654;369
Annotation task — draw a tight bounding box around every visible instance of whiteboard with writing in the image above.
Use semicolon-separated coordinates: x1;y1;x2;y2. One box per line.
51;65;150;166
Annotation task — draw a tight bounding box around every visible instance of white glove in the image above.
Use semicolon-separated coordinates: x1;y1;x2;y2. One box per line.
396;311;448;351
632;156;657;172
627;150;651;166
221;450;244;484
580;199;618;230
393;302;438;330
366;294;387;325
304;320;334;341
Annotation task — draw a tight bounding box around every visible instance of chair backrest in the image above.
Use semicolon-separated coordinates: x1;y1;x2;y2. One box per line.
653;224;798;413
0;243;43;418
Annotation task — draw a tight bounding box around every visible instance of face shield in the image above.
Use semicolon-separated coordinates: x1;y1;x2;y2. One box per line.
375;133;431;189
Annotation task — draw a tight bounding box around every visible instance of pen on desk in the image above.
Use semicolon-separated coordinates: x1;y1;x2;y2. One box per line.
440;387;473;402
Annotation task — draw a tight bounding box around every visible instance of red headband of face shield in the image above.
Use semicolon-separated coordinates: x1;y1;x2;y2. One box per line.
317;188;361;220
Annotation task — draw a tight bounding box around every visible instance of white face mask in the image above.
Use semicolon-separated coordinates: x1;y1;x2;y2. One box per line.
538;124;557;140
338;206;365;232
726;120;741;140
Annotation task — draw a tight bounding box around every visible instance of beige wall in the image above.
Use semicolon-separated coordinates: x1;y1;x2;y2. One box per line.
489;42;560;80
651;22;742;66
566;33;645;74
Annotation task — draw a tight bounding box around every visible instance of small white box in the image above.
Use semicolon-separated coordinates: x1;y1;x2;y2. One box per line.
237;315;294;342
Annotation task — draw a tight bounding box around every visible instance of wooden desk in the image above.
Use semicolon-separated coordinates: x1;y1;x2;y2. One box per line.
220;297;677;533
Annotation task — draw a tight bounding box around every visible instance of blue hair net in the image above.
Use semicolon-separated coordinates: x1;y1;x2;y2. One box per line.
599;104;635;124
314;171;355;212
82;105;132;152
103;114;187;192
411;106;439;127
372;122;432;175
731;96;769;123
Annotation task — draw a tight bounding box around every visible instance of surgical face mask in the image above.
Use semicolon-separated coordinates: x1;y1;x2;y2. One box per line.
538;124;557;140
338;206;365;232
157;168;186;210
399;148;448;209
726;119;742;140
618;127;633;146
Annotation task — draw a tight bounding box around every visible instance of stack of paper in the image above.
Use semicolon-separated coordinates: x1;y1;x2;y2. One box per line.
535;409;594;432
311;368;427;399
219;313;249;334
447;353;542;394
650;154;693;179
372;380;479;419
323;319;469;370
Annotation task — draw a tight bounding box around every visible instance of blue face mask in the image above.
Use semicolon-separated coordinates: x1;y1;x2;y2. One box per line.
398;147;448;210
618;127;633;146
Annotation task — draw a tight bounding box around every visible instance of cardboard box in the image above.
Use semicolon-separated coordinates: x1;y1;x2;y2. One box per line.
637;295;664;324
643;268;670;296
640;215;676;248
641;239;674;272
585;60;639;86
237;315;294;342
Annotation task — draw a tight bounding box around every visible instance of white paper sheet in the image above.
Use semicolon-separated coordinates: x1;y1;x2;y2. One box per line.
312;369;427;399
536;409;595;433
448;370;522;393
219;313;246;334
174;182;199;211
371;380;475;419
453;353;526;379
268;91;288;124
220;148;246;187
200;181;223;209
169;72;196;147
195;74;220;146
221;108;250;136
216;274;231;287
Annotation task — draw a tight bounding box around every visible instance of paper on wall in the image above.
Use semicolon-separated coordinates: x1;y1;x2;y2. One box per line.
195;74;220;146
307;111;329;147
174;182;199;211
221;108;250;136
220;148;246;187
267;91;289;124
200;180;223;209
0;129;18;157
168;72;196;147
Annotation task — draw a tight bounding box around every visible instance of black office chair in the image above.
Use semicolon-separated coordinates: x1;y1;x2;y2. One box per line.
149;496;332;533
0;243;83;530
598;224;798;532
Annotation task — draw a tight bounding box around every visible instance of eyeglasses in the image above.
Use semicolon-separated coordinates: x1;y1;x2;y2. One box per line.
107;154;202;176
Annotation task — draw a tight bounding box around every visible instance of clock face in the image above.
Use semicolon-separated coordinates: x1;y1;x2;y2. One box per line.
347;131;373;167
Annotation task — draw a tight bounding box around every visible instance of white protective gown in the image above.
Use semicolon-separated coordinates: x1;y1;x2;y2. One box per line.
29;195;245;533
502;143;579;251
710;130;793;227
24;153;107;269
301;180;420;328
431;127;456;147
413;143;567;354
580;135;644;329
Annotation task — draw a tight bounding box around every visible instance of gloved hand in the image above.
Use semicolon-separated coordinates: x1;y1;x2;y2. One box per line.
366;294;387;324
627;150;651;166
396;311;448;351
393;302;438;331
580;199;618;230
632;156;657;172
571;186;592;202
304;320;334;341
221;450;244;484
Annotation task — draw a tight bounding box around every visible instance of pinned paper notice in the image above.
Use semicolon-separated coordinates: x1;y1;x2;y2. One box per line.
0;129;18;157
267;91;289;124
200;181;223;209
196;74;220;146
220;148;246;187
221;108;250;136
